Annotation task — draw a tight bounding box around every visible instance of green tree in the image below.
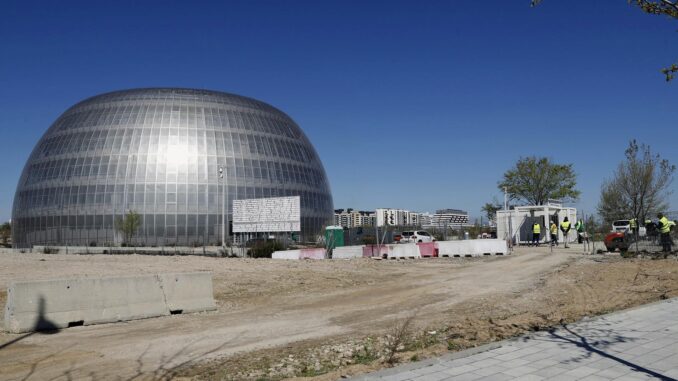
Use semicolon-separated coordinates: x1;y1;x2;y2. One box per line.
0;222;11;246
598;140;675;226
481;201;502;222
115;211;141;246
498;156;580;206
531;0;678;81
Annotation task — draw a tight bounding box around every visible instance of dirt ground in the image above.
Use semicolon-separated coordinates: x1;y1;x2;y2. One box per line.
0;246;677;381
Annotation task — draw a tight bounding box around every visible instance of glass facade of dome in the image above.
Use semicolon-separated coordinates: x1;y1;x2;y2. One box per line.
12;88;333;247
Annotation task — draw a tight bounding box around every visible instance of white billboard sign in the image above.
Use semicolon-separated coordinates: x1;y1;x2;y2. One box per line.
232;196;301;233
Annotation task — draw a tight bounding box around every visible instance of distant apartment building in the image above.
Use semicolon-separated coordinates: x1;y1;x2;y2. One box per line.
430;209;469;227
376;208;407;227
338;208;464;229
419;212;433;227
375;208;430;227
334;209;375;228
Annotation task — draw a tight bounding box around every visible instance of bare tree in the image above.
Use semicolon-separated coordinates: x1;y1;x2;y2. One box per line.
531;0;678;81
598;140;675;227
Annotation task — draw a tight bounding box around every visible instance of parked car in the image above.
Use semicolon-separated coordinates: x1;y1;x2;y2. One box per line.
612;219;646;236
612;220;629;232
400;231;434;243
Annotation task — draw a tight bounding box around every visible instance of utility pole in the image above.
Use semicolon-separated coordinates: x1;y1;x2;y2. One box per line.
375;210;380;256
504;186;512;249
218;166;225;252
504;186;508;211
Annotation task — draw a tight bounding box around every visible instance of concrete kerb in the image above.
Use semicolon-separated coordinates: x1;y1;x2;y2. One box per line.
4;272;216;334
349;297;678;380
349;342;503;380
31;245;226;257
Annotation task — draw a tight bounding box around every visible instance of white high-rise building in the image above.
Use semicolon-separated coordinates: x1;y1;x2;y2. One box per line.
376;209;429;227
430;209;469;228
376;208;408;227
334;209;376;228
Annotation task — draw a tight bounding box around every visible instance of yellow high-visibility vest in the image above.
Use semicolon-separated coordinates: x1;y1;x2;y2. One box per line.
659;216;671;234
560;221;571;231
550;223;557;234
629;218;637;228
533;223;541;234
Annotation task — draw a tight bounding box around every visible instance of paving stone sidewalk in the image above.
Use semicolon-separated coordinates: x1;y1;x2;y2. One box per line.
352;299;678;381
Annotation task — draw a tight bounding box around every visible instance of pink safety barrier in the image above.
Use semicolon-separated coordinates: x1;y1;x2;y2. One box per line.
362;244;389;258
299;248;326;259
417;242;438;257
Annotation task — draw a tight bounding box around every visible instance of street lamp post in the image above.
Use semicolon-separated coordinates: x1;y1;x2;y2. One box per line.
218;166;225;252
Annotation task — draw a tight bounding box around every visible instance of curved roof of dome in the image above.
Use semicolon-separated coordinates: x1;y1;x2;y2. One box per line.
68;87;289;118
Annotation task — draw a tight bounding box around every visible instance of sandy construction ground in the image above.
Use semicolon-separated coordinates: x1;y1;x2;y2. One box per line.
0;246;677;380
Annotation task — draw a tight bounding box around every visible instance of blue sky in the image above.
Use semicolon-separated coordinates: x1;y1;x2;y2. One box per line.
1;0;676;222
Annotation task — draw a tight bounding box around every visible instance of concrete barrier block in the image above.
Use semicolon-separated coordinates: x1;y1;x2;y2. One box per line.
388;244;421;259
362;245;389;258
4;275;169;333
417;242;437;257
272;248;326;260
4;272;217;334
299;248;326;259
333;245;364;259
459;241;476;257
272;250;301;259
469;239;508;255
436;239;508;257
437;241;461;257
158;272;216;314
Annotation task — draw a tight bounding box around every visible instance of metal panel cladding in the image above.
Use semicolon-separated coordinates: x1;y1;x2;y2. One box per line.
11;88;334;248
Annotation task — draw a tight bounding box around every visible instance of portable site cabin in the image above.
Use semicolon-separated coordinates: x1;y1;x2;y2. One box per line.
495;201;577;245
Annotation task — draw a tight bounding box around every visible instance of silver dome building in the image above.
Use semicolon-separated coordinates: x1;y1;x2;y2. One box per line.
12;88;334;248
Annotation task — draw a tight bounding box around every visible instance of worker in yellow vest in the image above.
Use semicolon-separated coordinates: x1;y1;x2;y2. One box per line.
550;221;558;247
657;213;672;252
560;217;571;248
629;218;638;238
532;222;541;246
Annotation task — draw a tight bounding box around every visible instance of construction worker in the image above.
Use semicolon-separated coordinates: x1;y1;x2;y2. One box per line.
657;213;672;252
645;218;657;242
560;217;571;248
550;221;558;247
532;222;541;247
575;219;585;244
629;218;638;238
